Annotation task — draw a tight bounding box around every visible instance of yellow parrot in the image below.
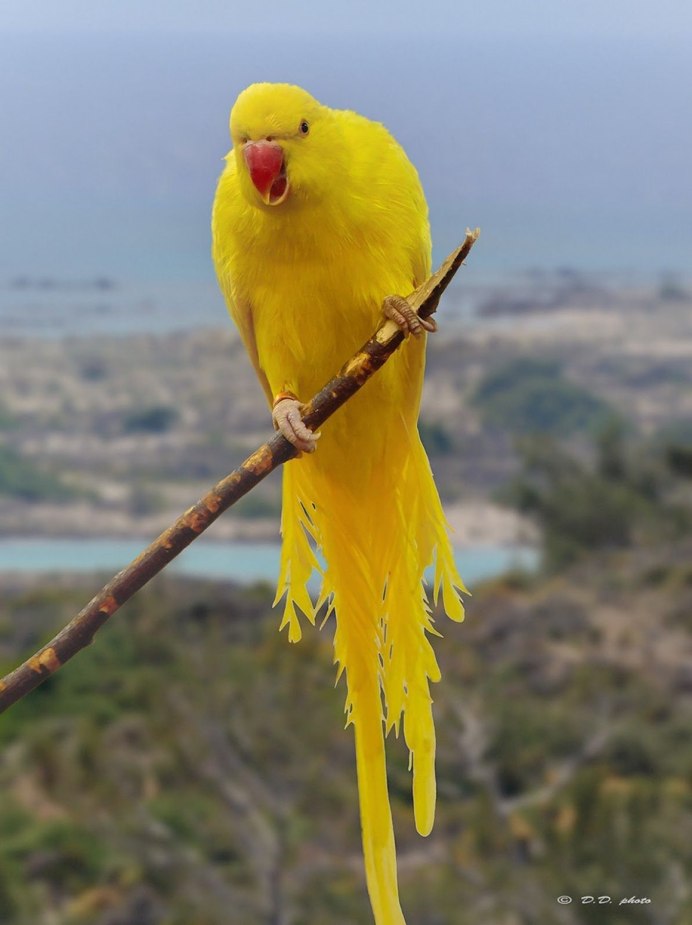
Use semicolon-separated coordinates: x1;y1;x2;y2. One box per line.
212;82;466;925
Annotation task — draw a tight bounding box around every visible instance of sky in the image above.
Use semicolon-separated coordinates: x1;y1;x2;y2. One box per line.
2;0;692;39
0;3;690;283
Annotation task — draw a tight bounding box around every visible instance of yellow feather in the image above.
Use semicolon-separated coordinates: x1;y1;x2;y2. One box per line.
212;82;466;925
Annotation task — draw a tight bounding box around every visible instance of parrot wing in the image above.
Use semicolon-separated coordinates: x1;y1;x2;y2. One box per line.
412;247;431;291
219;276;273;407
212;151;273;406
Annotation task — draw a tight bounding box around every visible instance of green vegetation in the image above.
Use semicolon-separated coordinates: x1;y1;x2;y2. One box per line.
0;402;16;430
128;481;166;516
666;443;692;479
419;420;454;455
473;358;612;436
0;444;76;503
122;405;179;434
504;419;692;570
234;492;282;519
3;297;692;921
1;552;692;924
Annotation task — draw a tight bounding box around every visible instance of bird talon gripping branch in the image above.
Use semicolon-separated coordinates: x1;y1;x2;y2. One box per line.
382;293;438;336
272;397;320;453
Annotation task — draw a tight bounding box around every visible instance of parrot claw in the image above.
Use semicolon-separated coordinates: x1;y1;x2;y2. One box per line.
272;398;321;453
382;294;437;336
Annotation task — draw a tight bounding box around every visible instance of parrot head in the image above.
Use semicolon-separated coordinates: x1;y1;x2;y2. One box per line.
229;83;337;208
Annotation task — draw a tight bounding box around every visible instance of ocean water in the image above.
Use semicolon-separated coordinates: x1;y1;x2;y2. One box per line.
0;537;538;588
0;270;500;339
0;278;228;338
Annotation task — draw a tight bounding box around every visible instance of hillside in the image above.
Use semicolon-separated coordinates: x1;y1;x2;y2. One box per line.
1;535;692;924
2;274;692;923
0;277;690;548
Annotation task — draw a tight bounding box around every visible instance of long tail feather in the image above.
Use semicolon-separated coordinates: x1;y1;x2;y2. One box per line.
354;686;406;925
275;413;465;922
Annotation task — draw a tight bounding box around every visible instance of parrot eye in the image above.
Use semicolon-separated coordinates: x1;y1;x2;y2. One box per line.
299;120;309;136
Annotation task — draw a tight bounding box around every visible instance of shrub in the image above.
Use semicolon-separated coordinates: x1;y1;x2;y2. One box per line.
0;444;75;502
122;405;179;434
473;358;611;436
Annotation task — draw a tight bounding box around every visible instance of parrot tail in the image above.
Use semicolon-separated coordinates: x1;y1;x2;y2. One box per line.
274;421;466;925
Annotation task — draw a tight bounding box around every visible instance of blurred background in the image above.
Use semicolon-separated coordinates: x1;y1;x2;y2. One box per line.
1;1;692;923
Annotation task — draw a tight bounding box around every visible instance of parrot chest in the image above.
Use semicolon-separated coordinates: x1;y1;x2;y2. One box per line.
244;243;406;398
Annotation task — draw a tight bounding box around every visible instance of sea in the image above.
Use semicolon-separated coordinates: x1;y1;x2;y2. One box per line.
0;537;538;588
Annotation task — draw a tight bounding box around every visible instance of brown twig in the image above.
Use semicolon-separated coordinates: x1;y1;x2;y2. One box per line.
0;228;479;714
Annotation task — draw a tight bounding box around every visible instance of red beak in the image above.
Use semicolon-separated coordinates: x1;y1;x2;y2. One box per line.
243;141;288;204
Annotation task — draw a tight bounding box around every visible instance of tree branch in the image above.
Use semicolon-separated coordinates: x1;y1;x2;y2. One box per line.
0;228;479;714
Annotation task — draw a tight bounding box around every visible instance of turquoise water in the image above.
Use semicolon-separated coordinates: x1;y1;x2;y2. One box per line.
0;537;538;588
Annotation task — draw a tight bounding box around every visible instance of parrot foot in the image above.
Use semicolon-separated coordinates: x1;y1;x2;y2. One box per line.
272;397;320;454
382;294;437;336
